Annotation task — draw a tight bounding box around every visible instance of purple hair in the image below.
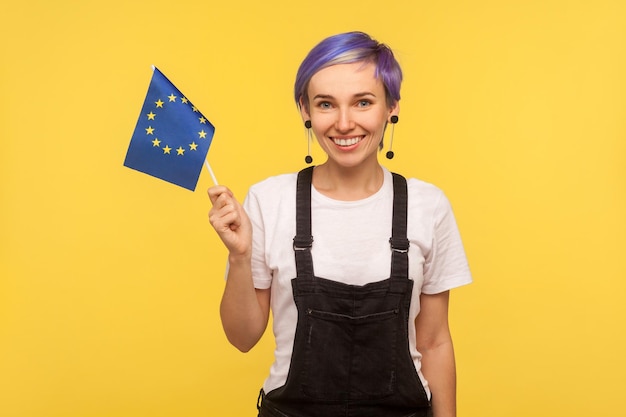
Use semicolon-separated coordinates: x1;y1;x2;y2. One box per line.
294;32;403;109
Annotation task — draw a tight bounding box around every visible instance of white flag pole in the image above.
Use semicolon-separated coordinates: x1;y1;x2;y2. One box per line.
204;160;218;186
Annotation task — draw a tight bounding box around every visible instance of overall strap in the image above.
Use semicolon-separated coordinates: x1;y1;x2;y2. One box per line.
293;166;315;278
293;167;409;280
390;173;410;279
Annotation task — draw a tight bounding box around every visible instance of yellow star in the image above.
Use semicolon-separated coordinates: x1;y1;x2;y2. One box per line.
199;117;207;124
198;130;207;139
192;106;198;112
189;142;198;151
168;94;177;102
155;99;164;108
147;112;156;120
176;146;185;155
145;126;155;135
163;145;172;154
181;97;189;104
152;138;161;147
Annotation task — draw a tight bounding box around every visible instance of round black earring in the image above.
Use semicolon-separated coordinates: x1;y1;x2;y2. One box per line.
304;120;313;164
386;115;399;159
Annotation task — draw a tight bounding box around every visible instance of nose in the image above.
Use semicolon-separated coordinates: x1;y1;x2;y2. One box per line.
334;108;355;132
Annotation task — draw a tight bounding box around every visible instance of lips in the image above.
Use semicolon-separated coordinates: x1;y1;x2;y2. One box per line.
331;136;364;147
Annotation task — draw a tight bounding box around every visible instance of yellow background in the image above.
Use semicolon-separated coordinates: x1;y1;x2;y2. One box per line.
1;0;625;416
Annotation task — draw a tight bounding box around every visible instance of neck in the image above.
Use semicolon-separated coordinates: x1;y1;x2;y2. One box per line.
312;160;384;201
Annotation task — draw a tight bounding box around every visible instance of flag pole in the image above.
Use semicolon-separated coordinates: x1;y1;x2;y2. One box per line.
204;160;218;185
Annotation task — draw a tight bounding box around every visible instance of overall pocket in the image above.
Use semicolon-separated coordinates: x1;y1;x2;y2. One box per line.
301;307;399;401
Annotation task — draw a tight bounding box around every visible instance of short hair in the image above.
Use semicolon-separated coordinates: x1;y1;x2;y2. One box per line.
294;31;403;109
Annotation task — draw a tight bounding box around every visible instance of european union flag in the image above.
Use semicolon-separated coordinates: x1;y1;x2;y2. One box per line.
124;66;215;191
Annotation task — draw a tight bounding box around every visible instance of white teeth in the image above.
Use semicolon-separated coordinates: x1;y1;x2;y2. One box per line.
332;137;362;146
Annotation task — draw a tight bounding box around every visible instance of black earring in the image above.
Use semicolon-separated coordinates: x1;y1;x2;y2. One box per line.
304;120;313;164
386;115;399;159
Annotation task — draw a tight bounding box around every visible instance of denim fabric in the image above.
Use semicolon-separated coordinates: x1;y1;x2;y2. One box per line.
257;168;432;417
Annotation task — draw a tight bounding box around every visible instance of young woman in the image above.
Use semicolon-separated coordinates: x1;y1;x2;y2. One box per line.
208;31;472;417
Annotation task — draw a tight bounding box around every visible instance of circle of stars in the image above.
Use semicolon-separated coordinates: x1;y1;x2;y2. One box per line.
144;94;209;156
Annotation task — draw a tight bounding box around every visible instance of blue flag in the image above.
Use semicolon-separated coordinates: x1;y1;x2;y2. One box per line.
124;67;215;191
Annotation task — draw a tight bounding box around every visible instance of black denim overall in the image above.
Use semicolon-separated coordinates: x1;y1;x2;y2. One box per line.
258;167;431;417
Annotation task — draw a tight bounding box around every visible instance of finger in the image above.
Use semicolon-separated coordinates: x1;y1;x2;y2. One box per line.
209;202;238;222
213;193;239;213
209;204;241;231
207;186;229;205
207;186;233;205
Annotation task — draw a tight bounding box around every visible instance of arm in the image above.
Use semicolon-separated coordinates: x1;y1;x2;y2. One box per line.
415;291;456;417
208;186;270;352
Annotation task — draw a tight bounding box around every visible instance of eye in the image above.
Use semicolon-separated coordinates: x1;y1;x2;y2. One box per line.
318;101;332;109
357;100;371;107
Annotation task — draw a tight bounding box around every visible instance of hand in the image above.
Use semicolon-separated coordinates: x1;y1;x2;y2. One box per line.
208;186;252;258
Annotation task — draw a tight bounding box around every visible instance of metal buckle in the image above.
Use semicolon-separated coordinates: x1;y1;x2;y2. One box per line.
389;237;409;253
293;236;313;251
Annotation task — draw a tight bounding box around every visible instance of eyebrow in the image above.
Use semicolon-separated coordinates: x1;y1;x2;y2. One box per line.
312;92;377;100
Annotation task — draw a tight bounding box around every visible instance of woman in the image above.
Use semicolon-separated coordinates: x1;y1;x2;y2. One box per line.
209;32;471;417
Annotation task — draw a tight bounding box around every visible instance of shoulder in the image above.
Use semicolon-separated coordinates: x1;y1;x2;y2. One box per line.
391;172;455;224
247;172;298;198
405;177;445;200
385;168;441;196
393;171;447;208
244;172;299;212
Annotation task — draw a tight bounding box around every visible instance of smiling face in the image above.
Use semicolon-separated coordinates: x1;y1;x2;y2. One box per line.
301;61;399;169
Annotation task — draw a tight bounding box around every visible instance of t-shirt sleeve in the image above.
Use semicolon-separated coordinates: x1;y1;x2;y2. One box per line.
242;189;273;289
421;192;472;294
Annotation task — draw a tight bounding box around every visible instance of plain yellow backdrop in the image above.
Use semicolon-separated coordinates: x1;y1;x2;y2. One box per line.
1;0;625;416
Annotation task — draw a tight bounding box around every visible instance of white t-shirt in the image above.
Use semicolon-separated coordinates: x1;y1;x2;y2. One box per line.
242;167;472;395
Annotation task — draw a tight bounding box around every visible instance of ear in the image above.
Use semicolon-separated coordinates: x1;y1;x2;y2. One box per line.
388;101;400;122
299;97;311;123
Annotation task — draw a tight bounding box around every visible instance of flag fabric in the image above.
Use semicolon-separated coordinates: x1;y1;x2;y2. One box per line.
124;67;215;191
